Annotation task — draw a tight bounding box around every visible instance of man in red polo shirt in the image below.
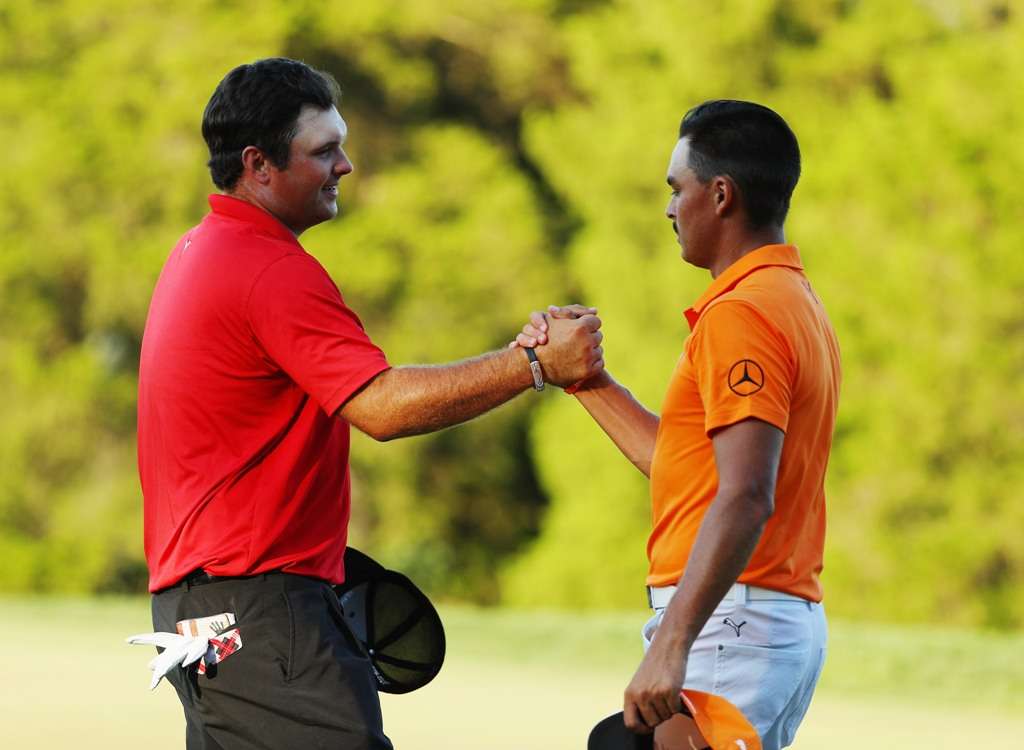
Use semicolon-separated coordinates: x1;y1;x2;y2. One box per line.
137;57;604;749
518;101;840;750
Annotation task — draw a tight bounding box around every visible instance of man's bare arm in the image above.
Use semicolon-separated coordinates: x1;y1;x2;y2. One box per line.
622;418;783;731
341;315;604;441
513;306;658;475
568;371;659;476
340;349;532;441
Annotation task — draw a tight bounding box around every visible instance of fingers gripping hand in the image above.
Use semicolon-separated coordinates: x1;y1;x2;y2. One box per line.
535;314;604;387
508;311;549;349
507;304;597;348
549;303;598;319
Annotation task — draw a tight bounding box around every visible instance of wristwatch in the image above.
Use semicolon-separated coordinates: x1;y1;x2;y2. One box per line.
523;347;545;391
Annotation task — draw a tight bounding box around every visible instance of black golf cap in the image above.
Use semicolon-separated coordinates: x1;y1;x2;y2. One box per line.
588;712;654;750
334;547;446;694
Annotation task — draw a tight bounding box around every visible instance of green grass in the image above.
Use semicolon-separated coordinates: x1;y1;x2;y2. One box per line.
2;596;1021;749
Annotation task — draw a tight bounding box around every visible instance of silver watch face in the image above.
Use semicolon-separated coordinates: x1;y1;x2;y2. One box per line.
529;360;545;391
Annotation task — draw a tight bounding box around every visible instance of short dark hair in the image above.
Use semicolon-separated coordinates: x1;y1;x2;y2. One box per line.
679;100;801;228
202;58;341;190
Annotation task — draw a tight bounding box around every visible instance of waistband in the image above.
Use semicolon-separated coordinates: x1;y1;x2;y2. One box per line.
647;582;808;610
155;569;326;595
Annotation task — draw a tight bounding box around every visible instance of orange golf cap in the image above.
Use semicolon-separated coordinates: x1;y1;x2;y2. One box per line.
655;689;761;750
588;689;761;750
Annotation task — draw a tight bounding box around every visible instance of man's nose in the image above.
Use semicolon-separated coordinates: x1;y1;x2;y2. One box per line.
336;151;354;176
665;199;675;220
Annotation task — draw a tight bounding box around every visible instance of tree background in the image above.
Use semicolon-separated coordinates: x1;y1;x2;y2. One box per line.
1;0;1021;628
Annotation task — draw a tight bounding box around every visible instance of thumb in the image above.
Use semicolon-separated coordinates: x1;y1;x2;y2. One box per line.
548;304;597;319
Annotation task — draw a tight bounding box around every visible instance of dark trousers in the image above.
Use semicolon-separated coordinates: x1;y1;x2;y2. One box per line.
152;572;393;750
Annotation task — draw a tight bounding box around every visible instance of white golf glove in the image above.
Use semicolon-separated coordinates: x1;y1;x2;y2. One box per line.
126;631;209;690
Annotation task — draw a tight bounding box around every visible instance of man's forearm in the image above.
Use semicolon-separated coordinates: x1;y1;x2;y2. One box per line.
652;490;770;653
572;371;659;476
342;348;535;441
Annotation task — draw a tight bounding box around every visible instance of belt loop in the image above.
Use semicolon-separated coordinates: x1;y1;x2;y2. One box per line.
734;582;748;604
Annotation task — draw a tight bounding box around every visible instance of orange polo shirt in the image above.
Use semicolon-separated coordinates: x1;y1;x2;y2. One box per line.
647;244;841;601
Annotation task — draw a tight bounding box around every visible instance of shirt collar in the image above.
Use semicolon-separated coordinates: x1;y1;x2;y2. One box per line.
684;244;803;330
208;194;300;245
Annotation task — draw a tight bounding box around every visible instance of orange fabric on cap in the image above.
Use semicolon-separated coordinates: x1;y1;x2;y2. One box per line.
665;690;763;750
647;245;841;601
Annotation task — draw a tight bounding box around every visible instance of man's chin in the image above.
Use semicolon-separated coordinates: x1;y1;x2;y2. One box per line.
317;202;339;223
679;244;702;268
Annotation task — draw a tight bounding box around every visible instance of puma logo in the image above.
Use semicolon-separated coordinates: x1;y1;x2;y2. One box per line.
723;617;747;637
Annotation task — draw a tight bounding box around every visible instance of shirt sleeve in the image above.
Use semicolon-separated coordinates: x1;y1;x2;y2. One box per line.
247;253;391;416
688;299;796;436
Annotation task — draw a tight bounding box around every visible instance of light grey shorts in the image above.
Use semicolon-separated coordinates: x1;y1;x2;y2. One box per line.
642;584;827;750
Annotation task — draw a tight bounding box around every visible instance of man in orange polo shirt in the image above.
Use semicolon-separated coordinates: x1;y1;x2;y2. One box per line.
519;100;840;749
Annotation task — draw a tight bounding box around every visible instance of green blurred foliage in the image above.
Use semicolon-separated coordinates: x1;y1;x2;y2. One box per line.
1;0;1021;627
504;0;1024;628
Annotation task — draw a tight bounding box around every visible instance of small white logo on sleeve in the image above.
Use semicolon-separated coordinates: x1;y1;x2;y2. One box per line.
735;741;748;749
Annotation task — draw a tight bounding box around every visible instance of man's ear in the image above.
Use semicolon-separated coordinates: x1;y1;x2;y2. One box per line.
712;175;738;217
240;146;272;185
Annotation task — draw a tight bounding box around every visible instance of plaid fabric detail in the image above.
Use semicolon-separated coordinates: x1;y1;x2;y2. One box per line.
198;627;243;675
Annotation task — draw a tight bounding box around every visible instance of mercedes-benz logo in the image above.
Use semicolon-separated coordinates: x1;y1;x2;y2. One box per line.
727;359;765;396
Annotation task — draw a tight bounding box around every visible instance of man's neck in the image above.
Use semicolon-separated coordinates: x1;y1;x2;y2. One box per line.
225;185;302;237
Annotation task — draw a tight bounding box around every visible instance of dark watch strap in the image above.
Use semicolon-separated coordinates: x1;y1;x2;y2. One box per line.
524;347;545;391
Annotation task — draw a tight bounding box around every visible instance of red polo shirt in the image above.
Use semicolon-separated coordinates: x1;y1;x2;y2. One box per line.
138;195;390;592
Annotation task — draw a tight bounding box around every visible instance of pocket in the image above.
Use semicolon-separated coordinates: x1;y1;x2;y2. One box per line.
281;591;298;682
712;642;808;737
641;610;663;652
258;590;297;682
279;584;337;683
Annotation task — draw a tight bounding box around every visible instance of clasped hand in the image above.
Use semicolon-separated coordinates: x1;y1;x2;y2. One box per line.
508;304;604;388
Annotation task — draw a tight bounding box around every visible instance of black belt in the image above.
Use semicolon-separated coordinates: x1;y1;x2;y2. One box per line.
163;568;327;593
167;568;281;590
182;569;224;587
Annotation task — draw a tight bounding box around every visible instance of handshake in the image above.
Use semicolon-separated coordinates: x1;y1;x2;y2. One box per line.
507;304;605;390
